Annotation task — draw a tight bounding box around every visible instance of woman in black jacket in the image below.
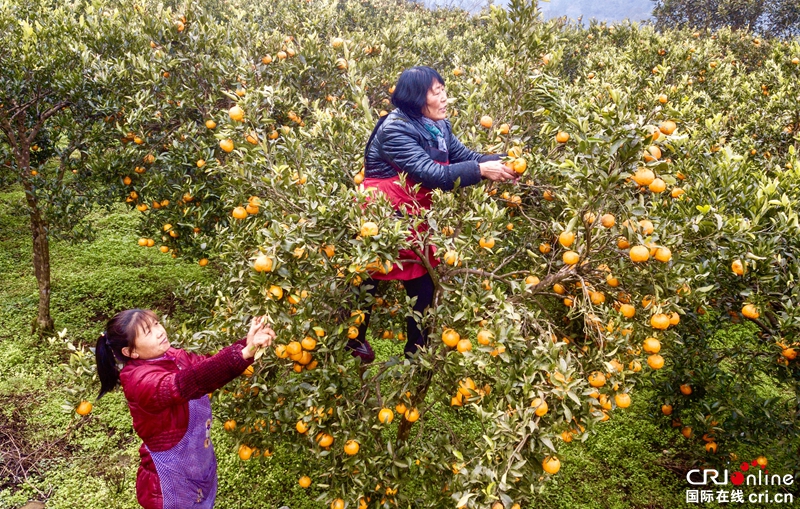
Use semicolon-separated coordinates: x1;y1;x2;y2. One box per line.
348;66;516;362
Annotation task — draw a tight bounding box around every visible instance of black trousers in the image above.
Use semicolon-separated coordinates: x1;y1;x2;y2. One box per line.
356;273;435;357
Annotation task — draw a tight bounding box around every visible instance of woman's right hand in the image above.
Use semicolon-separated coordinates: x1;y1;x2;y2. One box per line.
479;160;517;182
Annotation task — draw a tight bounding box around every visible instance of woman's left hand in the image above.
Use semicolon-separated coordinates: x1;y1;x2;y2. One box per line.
243;316;276;359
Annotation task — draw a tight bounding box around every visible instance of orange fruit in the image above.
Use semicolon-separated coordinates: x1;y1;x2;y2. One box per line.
296;420;309;434
741;304;759;319
680;384;692;396
205;119;217;129
301;336;317;351
542;456;561;474
561;430;573;443
655;247;672;262
661;404;673;416
669;312;680;326
228;105;244;122
479;237;496;249
562;251;580;265
442;328;460;347
600;214;615;228
629;360;642;372
480;115;493;128
643;145;662;162
555;131;570;143
344;439;360;455
658;94;668;104
671;187;685;198
650;313;670;330
456;339;472;353
705;442;718;453
379;408;394;424
253;255;274;272
477;329;494;345
619;304;635;318
588;371;606;387
360;221;379;237
463;383;484;406
531;397;549;416
629;246;650;262
76;400;93;416
498;123;510;134
299;475;311;488
525;275;540;287
223;419;237;431
238;444;253;461
404;408;420;422
731;259;745;275
331;499;345;509
614;393;631;408
510;158;527;174
558;231;575;247
219;139;234;152
681;426;693;438
649;178;666;193
617;237;630;249
539;243;552;254
316;432;334;448
443;250;458;266
631;168;656;186
643;337;661;354
756;456;767;467
286;341;302;356
659;120;676;135
647;354;665;369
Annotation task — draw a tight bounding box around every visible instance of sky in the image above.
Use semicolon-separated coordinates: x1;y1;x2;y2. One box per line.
420;0;655;22
536;0;653;23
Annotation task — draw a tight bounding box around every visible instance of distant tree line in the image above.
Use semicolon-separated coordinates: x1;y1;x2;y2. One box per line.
651;0;800;38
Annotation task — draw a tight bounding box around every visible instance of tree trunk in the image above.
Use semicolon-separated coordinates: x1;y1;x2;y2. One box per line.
18;147;54;334
30;208;53;333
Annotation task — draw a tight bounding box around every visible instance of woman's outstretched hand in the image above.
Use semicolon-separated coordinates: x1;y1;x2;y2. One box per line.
479;160;517;182
243;315;276;359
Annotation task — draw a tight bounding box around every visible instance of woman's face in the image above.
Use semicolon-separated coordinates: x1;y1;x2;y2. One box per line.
123;317;170;360
421;80;447;121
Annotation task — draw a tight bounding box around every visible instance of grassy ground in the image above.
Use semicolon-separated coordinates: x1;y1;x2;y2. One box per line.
0;187;794;509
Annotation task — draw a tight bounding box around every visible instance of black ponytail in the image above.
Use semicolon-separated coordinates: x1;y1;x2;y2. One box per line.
95;308;159;399
96;333;120;399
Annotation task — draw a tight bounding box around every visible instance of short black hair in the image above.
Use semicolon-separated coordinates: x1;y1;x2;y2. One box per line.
391;66;445;119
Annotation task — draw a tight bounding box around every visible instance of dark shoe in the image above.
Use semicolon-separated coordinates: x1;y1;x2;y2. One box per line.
346;339;375;364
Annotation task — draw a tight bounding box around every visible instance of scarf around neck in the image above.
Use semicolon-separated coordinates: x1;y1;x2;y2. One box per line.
420;116;448;153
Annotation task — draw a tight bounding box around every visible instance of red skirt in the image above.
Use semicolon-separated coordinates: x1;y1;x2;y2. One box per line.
361;176;440;281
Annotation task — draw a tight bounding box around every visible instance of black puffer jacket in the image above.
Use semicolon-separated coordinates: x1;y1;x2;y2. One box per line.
364;109;500;190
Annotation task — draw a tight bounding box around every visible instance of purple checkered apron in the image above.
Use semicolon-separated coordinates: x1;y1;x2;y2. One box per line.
146;397;217;508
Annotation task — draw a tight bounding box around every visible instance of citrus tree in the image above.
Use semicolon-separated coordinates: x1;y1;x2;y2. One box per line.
56;0;800;506
0;0;135;332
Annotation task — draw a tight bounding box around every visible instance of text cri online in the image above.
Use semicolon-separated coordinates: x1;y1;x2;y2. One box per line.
686;469;795;504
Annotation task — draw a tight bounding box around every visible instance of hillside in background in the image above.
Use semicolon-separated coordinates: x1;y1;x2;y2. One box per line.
421;0;654;22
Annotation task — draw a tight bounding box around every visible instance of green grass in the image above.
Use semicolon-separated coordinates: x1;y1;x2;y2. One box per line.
1;186;796;509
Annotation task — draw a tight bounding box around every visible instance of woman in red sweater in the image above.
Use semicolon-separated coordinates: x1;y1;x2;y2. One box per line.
94;308;274;509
